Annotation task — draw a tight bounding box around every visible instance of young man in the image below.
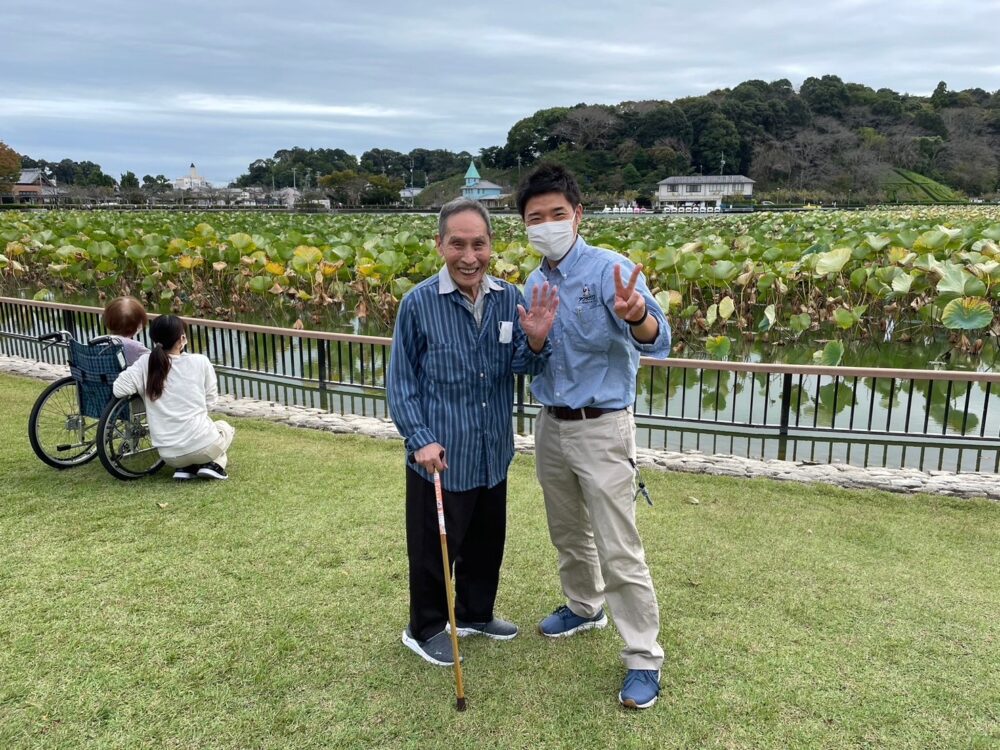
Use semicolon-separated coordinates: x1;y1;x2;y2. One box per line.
387;197;558;666
518;163;671;709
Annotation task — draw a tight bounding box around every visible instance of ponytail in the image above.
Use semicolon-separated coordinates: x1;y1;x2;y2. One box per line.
146;315;185;401
146;343;172;401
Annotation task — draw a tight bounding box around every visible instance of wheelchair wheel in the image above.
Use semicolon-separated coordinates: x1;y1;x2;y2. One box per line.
28;376;100;468
97;395;165;481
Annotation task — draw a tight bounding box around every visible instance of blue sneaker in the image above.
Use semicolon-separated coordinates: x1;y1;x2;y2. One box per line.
618;669;660;709
538;604;607;638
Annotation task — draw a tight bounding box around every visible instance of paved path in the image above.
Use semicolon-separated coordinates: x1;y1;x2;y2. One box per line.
4;354;996;501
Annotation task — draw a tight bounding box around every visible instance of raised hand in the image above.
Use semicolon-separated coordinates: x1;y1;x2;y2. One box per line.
517;281;559;351
613;263;646;322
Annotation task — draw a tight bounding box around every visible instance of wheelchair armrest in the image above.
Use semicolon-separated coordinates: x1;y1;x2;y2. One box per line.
38;330;71;343
89;335;117;346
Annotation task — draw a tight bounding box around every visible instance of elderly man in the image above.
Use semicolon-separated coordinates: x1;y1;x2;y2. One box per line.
388;197;559;666
519;163;672;709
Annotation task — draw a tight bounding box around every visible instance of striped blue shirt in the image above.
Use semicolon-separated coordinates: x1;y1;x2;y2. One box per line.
388;267;551;492
524;235;671;409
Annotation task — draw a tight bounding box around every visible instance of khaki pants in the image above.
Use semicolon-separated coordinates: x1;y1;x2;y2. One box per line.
162;420;235;470
535;407;663;670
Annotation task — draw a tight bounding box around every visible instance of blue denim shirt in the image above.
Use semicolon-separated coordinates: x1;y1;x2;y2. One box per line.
387;269;551;492
524;235;671;409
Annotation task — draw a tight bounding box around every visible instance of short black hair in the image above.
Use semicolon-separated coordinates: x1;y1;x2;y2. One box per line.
515;162;582;217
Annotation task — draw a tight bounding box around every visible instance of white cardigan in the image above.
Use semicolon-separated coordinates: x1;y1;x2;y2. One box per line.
113;351;220;459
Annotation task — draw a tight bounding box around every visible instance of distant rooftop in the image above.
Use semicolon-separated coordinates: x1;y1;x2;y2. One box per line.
17;169;44;184
658;175;755;185
464;161;481;180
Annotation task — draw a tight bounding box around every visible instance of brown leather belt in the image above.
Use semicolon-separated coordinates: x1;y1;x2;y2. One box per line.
546;406;623;421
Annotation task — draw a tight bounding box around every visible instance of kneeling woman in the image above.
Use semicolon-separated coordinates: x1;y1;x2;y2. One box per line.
113;315;235;480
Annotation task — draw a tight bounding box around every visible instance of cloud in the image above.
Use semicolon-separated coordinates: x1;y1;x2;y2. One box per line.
5;0;999;182
172;94;423;119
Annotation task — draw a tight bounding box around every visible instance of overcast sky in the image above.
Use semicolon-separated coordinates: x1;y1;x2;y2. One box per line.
3;0;999;184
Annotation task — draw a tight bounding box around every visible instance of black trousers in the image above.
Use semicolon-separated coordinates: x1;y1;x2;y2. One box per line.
405;466;507;642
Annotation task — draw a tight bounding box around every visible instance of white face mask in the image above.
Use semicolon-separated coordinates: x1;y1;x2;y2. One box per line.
527;219;575;261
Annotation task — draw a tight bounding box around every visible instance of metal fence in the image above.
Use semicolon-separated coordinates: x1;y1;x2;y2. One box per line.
2;296;999;473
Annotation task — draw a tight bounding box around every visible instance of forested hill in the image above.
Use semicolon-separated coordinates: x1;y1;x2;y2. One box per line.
233;76;1000;204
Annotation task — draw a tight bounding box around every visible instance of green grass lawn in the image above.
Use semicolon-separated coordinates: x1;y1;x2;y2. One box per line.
1;372;997;750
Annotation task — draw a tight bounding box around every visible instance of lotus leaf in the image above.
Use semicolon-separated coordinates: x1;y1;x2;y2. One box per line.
705;335;731;359
814;247;852;275
757;304;776;332
789;313;812;333
265;261;286;276
814;341;845;366
941;297;994;330
890;272;915;294
718;296;735;320
935;264;969;299
865;234;892;251
705;261;738;282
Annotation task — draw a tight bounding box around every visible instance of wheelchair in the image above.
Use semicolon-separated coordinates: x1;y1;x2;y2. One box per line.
28;331;164;481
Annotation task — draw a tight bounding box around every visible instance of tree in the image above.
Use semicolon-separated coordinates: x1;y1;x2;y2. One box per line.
621;163;642;190
360;148;407;178
914;108;949;139
120;171;140;189
74;161;116;187
361;174;405;206
142;174;171;193
405;148;472;183
0;141;20;194
235;147;359;189
478;146;504;169
872;89;904;118
505;107;570;162
630;104;692;148
800;75;850;118
930;81;955;110
552;105;622;151
692;113;740;174
319;170;368;206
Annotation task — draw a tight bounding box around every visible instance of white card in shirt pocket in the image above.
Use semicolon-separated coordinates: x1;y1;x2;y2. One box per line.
498;320;513;344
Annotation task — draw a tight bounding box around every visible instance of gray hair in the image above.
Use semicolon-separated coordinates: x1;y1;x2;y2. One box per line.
437;197;493;238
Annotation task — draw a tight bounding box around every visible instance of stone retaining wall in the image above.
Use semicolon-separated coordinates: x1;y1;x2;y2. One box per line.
3;354;996;501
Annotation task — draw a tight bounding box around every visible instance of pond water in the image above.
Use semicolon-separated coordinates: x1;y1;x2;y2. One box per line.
10;287;997;373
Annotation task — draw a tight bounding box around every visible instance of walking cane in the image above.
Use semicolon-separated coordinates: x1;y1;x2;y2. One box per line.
433;469;467;711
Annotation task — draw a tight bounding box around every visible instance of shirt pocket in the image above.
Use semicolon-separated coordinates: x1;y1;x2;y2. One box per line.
566;303;612;353
425;342;467;385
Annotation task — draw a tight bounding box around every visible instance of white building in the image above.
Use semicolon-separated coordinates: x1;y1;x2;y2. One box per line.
656;175;754;209
173;163;211;192
273;187;301;207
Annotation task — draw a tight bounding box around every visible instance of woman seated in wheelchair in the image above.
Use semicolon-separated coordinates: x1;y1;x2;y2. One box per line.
103;296;150;365
113;315;235;480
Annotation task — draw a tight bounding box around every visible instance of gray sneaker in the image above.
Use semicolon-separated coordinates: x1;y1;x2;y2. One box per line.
451;617;519;640
401;627;461;667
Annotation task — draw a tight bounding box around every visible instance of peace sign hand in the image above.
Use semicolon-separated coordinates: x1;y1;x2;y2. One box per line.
613;263;646;322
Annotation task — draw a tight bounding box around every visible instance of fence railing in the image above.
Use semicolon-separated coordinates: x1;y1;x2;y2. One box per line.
2;296;998;473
